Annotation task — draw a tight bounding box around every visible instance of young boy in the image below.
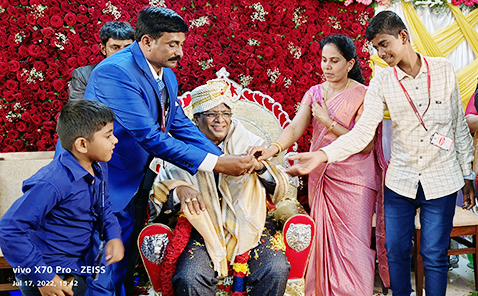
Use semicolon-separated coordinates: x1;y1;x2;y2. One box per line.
285;11;475;296
0;100;124;296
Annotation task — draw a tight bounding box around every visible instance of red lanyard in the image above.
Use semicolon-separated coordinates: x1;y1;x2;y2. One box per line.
394;57;431;131
161;88;166;133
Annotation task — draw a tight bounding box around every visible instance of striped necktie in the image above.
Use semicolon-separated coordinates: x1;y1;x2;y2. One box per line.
156;78;166;132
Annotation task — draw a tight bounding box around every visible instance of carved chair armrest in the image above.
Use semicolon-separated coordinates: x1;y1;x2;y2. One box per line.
272;190;315;283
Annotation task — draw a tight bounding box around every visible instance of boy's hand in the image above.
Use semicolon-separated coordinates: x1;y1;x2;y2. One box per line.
285;150;328;177
105;238;124;265
38;274;73;296
462;179;476;210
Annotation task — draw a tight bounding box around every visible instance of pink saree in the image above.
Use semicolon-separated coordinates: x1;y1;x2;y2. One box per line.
302;84;387;296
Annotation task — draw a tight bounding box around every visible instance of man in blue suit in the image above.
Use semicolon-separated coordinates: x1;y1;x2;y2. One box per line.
83;6;254;296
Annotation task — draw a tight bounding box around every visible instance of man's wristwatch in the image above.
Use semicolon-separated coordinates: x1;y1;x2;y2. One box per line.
254;165;267;175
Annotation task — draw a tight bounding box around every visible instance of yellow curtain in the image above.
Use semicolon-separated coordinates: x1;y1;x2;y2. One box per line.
401;1;444;57
458;59;478;104
434;8;478;56
447;4;478;57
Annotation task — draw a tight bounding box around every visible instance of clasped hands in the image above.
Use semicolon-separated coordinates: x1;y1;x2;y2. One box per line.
248;144;329;178
213;152;264;176
180;151;267;215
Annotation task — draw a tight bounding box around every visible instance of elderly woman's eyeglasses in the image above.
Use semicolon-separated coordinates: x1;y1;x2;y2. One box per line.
201;111;233;119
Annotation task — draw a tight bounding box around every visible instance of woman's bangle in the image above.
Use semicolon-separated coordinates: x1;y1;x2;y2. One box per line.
328;121;337;132
269;141;284;157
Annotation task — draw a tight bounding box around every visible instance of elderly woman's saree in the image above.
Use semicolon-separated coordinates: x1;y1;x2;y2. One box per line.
302;84;387;296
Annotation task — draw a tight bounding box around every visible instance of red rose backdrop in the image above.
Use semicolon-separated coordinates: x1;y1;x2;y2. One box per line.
0;0;373;153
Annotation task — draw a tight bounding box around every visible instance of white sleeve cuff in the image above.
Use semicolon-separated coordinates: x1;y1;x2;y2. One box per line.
258;170;274;182
172;188;180;206
461;163;473;177
464;171;476;180
197;153;219;172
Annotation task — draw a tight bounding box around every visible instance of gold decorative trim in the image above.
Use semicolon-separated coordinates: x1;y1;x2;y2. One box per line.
284;278;305;296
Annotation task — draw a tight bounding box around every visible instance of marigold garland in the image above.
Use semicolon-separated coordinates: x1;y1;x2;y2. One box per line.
232;263;249;276
268;231;286;252
231;250;251;295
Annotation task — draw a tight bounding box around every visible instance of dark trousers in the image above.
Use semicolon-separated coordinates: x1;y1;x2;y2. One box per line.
125;168;156;296
173;220;290;296
85;199;135;296
16;274;87;296
384;184;456;296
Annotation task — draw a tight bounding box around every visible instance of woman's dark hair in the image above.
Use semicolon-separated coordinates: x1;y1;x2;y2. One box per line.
320;34;364;84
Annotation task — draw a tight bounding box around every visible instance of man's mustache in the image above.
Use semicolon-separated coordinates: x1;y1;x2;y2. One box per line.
168;56;181;61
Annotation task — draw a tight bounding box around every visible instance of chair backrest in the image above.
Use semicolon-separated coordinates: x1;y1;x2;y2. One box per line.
0;151;55;256
0;151;55;217
178;67;298;168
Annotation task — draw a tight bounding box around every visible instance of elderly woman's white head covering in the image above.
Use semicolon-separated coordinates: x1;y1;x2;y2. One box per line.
191;80;233;115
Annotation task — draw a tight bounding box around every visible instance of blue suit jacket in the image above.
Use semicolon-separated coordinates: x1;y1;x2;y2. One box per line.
83;41;222;212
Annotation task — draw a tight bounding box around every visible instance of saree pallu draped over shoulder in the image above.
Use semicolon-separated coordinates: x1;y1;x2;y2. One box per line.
302;84;388;296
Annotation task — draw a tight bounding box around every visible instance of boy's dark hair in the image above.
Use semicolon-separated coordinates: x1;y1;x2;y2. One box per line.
57;101;116;151
321;34;364;84
366;11;407;41
99;21;135;45
134;7;189;42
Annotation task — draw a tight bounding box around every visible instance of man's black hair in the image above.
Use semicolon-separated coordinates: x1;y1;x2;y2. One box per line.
99;21;135;45
134;6;189;42
57;100;115;151
366;10;407;41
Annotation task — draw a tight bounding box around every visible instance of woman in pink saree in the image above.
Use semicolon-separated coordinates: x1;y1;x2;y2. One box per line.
251;34;387;295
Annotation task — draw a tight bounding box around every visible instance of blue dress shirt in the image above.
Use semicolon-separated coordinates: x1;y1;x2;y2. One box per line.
0;149;121;283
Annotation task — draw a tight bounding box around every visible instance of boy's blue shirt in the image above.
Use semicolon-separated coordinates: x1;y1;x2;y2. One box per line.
0;149;121;282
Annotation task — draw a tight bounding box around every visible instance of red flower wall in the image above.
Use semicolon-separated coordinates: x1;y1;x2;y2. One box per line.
0;0;373;154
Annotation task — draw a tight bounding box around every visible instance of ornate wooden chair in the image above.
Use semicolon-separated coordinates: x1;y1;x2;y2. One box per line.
138;68;315;296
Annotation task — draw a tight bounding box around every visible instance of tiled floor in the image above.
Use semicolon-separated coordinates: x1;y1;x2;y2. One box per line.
373;255;476;295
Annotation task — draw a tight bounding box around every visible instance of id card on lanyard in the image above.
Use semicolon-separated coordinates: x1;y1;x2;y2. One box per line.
394;58;453;150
